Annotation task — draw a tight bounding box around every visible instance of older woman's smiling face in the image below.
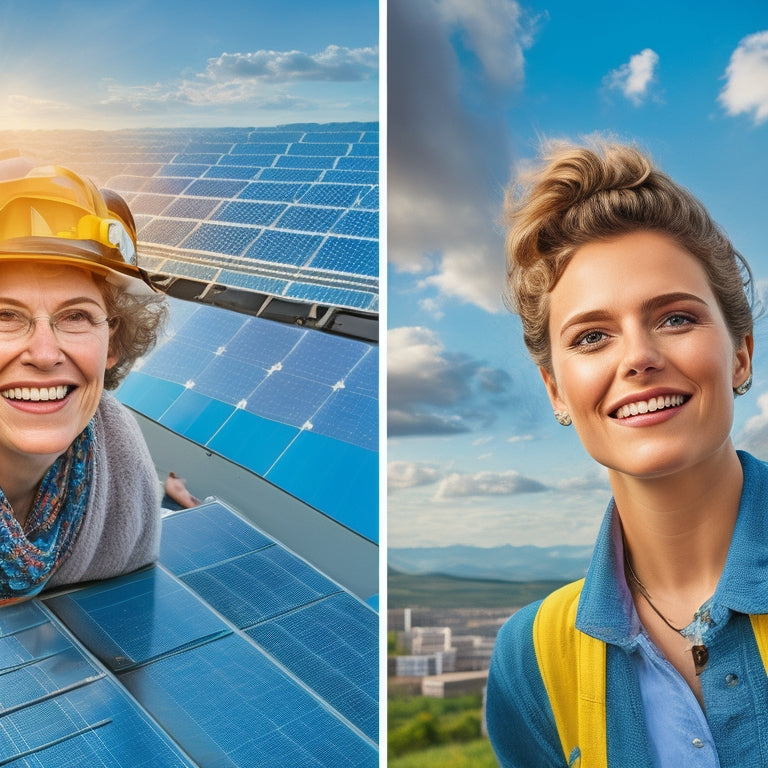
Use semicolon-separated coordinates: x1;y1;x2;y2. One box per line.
541;230;752;481
0;263;116;472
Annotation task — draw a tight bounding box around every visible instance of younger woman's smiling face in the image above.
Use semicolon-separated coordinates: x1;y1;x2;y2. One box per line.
541;229;752;481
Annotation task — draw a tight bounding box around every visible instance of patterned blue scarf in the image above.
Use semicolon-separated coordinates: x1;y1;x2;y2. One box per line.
0;420;94;602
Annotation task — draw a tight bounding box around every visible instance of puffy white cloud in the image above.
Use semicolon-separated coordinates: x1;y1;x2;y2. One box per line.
436;0;532;89
435;469;548;498
719;30;768;124
94;45;377;118
388;461;443;491
388;326;517;436
605;48;659;105
735;391;768;459
205;45;378;83
388;0;532;313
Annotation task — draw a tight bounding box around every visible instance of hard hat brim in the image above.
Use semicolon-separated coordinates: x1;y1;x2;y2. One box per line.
0;238;156;296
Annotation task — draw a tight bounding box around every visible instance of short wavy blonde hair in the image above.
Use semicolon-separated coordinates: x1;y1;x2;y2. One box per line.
504;140;754;373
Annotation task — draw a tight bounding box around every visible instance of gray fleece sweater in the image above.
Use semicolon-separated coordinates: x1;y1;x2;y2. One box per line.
47;391;161;589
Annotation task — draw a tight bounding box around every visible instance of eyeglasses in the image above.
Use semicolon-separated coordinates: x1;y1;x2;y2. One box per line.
0;308;111;340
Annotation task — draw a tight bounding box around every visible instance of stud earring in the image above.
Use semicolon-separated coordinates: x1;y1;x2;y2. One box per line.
734;372;752;396
554;411;572;426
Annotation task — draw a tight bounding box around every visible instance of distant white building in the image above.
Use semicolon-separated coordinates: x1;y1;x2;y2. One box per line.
393;649;457;677
421;670;489;698
397;626;452;655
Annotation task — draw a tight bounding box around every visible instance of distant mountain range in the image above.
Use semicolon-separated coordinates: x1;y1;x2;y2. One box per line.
388;543;594;582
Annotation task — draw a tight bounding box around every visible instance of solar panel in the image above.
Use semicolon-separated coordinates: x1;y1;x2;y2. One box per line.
0;123;379;313
0;604;196;767
122;300;379;525
246;591;378;741
11;500;381;766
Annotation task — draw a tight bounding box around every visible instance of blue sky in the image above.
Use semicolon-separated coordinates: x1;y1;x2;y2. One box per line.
388;0;768;550
0;0;378;128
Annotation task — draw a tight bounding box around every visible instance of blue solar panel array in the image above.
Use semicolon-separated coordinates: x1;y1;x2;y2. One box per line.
0;124;379;312
117;297;378;543
0;601;196;767
6;500;378;767
2;125;379;543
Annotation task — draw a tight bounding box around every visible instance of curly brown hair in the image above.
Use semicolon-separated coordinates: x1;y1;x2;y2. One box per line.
504;140;754;373
102;283;168;390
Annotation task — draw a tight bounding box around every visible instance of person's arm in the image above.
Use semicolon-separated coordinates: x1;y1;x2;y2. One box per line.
486;602;568;768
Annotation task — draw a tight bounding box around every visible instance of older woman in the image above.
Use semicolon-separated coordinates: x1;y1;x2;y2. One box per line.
486;142;766;767
0;158;166;602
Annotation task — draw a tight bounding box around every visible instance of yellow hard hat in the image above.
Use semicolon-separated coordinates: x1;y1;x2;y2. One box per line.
0;157;155;295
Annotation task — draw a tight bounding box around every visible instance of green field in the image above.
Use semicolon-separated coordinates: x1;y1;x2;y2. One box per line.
387;738;499;767
388;569;566;609
388;694;496;764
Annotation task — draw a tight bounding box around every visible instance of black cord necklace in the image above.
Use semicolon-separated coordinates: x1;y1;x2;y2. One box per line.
624;553;710;675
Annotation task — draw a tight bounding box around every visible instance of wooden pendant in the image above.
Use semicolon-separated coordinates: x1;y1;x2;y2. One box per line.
692;644;709;676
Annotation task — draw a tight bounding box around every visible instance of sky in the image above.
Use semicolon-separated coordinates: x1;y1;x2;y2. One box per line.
387;0;768;551
0;0;378;129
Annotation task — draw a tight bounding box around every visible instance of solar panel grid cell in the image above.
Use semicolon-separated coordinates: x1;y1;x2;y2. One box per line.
211;200;287;226
156;260;221;281
160;502;274;575
217;153;277;166
310;236;378;276
141;176;193;195
191;356;268;404
180;222;261;256
158;164;210;178
129;193;176;216
243;229;322;265
288;143;350;157
239;180;313;203
231;143;288;155
137;217;198;247
172;153;223;165
185;178;250;198
162;196;223;219
276;204;345;232
299;182;369;207
275;154;337;169
332;209;378;238
259;167;323;181
310;388;378;450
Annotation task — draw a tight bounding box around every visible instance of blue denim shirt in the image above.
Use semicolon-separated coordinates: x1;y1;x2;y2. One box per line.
488;451;768;768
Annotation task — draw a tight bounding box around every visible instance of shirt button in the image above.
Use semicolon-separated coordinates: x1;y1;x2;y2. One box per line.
692;738;705;749
725;673;739;687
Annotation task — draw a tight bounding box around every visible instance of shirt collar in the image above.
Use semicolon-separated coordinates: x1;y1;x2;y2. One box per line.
575;450;768;645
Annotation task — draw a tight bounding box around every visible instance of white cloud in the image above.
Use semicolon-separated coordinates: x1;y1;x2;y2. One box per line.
388;326;469;407
735;391;768;458
99;45;377;113
719;30;768;124
388;325;518;436
435;469;548;498
388;461;443;491
605;48;659;105
388;0;532;313
436;0;533;89
204;45;378;83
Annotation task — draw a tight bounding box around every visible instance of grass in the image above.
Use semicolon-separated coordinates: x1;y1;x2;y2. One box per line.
387;738;499;767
